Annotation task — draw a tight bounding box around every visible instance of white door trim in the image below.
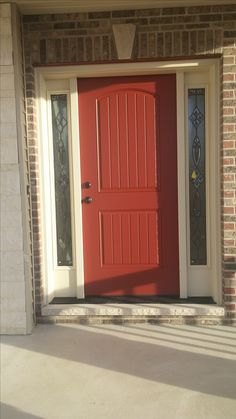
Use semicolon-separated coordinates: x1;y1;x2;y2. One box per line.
70;78;85;299
35;58;221;303
176;72;188;298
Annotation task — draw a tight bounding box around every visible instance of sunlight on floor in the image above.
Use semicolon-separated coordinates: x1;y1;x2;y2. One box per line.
86;324;236;360
1;324;236;419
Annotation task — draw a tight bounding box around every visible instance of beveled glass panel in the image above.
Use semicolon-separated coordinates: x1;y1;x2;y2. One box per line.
188;88;207;265
51;94;73;266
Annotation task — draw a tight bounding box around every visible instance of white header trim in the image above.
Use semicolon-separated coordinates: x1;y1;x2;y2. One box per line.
14;0;236;15
35;59;219;81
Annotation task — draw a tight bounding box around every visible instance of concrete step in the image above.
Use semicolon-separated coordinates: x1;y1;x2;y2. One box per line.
39;303;227;325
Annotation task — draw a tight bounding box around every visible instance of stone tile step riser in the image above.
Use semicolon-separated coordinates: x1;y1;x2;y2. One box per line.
38;315;233;326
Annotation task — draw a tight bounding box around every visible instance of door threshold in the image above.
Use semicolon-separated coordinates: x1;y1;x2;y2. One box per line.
50;296;215;305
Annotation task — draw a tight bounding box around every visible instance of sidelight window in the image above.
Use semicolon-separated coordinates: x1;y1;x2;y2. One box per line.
51;94;73;266
188;88;207;266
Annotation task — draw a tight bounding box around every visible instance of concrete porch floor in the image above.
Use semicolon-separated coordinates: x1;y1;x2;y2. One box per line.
1;324;236;419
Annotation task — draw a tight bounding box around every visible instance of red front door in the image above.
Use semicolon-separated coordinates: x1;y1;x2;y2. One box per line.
78;75;179;296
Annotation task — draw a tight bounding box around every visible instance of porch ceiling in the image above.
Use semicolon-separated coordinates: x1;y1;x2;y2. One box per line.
8;0;236;15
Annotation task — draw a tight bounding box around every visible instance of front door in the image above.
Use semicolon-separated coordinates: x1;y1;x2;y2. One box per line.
78;75;179;296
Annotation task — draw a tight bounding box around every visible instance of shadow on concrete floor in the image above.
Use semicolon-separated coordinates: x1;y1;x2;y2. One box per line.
0;404;43;419
3;324;236;395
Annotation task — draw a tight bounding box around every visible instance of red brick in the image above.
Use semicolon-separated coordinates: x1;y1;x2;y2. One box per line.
225;303;236;311
223;108;234;115
224;223;235;230
223;125;235;133
223;141;234;148
223;73;235;81
224;239;235;246
223;157;234;165
223;191;234;197
223;90;234;98
224;288;236;294
224;207;235;214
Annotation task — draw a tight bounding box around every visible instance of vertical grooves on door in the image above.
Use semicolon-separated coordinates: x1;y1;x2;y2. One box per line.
155;97;160;191
107;97;112;188
119;214;122;264
111;213;114;264
153;97;157;189
144;213;149;263
144;96;148;188
125;93;130;188
96;100;101;192
99;92;157;192
147;212;151;264
129;213;132;264
134;93;139;187
116;94;121;188
99;212;103;267
138;212;140;262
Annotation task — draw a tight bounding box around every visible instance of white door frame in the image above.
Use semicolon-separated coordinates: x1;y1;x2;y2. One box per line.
35;58;221;305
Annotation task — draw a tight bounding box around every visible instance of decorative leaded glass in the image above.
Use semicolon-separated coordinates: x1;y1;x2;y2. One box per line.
188;88;207;265
51;94;73;266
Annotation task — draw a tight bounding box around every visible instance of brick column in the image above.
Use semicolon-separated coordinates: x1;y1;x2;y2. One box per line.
0;3;33;334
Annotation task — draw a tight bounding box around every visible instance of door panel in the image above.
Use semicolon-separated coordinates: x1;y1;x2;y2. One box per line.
78;75;179;296
97;91;157;191
100;210;159;266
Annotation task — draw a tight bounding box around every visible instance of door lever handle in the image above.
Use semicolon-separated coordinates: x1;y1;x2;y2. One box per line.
82;196;93;204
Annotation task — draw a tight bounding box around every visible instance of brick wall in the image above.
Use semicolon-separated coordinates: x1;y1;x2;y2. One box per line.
22;4;236;320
